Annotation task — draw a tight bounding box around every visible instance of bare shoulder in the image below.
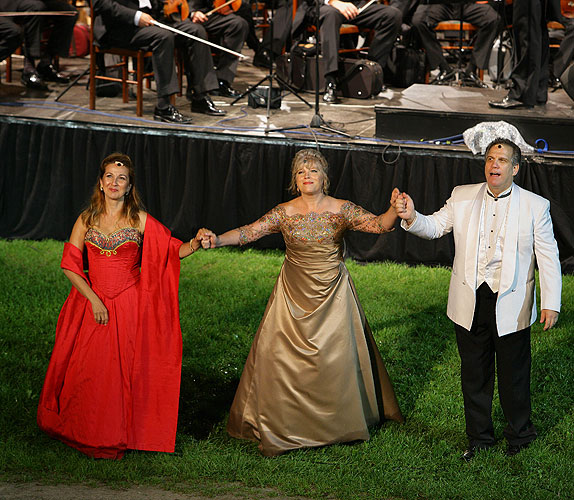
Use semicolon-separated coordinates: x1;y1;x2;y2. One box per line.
328;197;350;212
68;214;88;250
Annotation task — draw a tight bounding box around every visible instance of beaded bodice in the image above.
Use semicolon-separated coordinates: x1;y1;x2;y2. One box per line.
238;201;392;246
85;227;142;299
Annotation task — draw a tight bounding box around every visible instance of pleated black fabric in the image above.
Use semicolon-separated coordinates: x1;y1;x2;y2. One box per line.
1;117;573;272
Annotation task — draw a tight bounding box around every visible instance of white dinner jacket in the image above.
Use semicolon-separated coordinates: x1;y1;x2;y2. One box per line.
403;182;562;336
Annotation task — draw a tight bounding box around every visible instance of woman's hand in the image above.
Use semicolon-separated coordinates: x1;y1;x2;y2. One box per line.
197;228;217;248
91;298;109;325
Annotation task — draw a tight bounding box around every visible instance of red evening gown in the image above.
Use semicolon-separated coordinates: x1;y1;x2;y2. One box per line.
37;216;183;459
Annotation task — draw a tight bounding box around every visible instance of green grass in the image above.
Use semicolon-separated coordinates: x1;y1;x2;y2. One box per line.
0;239;573;499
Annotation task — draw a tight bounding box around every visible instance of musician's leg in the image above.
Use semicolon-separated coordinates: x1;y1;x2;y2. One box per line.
203;13;248;84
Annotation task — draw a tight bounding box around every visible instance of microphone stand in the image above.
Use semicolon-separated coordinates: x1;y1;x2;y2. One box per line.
308;0;351;137
232;0;312;134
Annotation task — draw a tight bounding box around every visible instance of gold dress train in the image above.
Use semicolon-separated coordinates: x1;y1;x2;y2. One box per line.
227;202;404;456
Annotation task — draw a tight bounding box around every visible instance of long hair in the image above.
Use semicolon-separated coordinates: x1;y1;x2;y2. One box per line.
288;148;330;195
81;153;144;228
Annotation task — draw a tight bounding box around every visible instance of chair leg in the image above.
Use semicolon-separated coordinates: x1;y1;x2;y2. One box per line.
89;49;97;110
137;51;143;117
6;54;12;83
122;56;129;103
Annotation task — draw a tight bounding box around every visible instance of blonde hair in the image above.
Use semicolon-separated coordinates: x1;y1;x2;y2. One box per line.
288;149;330;195
81;153;144;228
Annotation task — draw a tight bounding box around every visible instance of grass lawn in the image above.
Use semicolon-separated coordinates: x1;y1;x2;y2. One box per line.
0;239;572;499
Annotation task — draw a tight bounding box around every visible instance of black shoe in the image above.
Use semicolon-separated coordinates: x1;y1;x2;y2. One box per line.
191;95;226;116
211;80;241;98
506;442;531;457
21;69;48;90
431;68;455;85
549;77;562;90
462;72;488;89
488;95;533;109
153;105;193;124
253;49;272;69
323;81;340;104
461;444;493;462
37;63;70;84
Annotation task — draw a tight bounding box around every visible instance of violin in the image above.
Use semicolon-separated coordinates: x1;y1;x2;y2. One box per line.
163;0;190;21
562;0;574;19
206;0;242;16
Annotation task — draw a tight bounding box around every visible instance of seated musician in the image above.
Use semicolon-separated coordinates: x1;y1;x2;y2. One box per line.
410;0;500;87
188;0;249;97
93;0;225;122
0;0;77;90
0;15;24;66
295;0;402;104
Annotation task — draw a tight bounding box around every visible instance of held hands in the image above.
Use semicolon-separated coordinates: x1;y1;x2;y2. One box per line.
196;228;217;249
393;190;416;225
329;0;359;20
540;309;559;331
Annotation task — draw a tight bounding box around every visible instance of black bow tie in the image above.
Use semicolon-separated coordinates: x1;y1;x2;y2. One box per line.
487;189;512;201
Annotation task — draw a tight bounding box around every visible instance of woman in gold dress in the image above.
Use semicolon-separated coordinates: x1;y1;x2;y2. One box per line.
203;149;404;456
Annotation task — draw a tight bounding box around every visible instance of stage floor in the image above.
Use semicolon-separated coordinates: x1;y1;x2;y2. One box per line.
1;52;573;153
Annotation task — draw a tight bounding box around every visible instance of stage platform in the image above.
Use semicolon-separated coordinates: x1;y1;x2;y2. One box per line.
375;84;574;152
1;54;574;272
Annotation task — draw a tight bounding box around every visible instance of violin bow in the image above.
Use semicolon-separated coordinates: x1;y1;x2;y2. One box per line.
206;0;237;16
357;0;377;14
151;20;247;59
0;11;77;16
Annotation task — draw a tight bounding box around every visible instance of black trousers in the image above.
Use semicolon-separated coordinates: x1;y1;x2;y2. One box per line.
167;19;219;95
0;0;42;59
0;19;22;63
316;1;402;76
454;283;537;448
102;24;180;99
202;12;249;83
411;2;500;70
508;0;550;105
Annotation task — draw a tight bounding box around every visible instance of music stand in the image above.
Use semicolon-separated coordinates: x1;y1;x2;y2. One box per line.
426;0;475;85
231;1;312;133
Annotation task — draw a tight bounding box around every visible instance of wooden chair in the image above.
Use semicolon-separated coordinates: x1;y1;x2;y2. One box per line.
292;0;373;56
430;20;483;81
89;1;155;116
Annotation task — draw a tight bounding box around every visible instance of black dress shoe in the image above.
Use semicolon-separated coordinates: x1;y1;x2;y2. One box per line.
211;80;241;98
21;69;48;90
488;95;533;109
506;442;531;457
549;77;562;90
253;49;272;69
37;63;70;84
462;72;488;89
461;445;492;462
323;81;340;104
191;95;227;116
431;68;455;85
153;105;193;124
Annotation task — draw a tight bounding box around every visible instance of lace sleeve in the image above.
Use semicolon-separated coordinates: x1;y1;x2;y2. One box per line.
342;201;395;234
238;206;283;245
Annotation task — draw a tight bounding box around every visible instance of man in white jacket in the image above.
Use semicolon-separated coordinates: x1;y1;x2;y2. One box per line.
395;138;562;461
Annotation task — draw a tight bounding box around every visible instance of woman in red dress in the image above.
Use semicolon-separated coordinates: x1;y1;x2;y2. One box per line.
37;153;204;459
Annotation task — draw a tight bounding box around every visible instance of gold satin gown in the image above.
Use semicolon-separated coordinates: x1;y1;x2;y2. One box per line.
227;201;404;456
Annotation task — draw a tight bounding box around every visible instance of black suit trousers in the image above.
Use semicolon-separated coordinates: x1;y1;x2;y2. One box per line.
411;2;499;71
508;0;550;105
454;283;537;448
317;2;402;76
